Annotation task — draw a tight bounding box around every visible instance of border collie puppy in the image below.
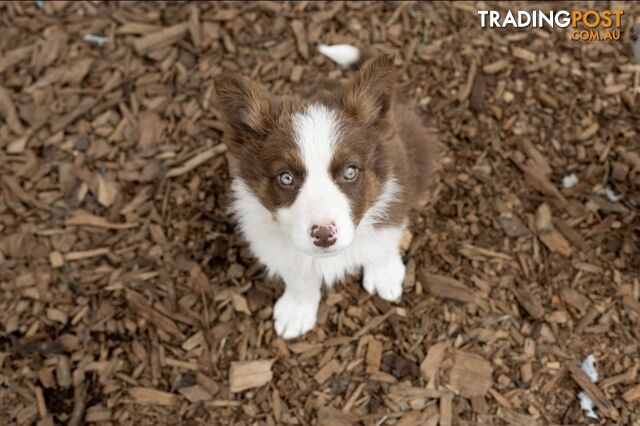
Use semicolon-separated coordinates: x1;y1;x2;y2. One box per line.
214;47;438;339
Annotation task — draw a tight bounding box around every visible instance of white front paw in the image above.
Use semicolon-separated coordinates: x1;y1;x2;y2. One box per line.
273;293;319;339
363;258;405;302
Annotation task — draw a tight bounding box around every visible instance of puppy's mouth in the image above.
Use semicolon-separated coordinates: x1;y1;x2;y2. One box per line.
311;248;343;258
307;240;354;257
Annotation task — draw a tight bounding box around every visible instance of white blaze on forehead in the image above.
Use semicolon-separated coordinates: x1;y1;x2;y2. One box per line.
292;103;340;170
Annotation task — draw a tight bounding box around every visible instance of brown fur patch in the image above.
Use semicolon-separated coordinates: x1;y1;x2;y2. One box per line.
329;127;384;224
394;104;441;209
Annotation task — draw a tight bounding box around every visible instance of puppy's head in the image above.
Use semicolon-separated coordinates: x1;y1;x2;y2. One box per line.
215;56;398;256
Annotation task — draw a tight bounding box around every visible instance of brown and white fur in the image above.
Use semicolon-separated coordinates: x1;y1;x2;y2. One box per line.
214;47;438;339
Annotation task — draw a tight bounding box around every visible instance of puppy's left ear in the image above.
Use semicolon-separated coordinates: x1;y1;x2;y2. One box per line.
344;55;395;125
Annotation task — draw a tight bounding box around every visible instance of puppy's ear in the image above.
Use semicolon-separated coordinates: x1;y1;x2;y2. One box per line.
344;55;395;125
214;74;273;153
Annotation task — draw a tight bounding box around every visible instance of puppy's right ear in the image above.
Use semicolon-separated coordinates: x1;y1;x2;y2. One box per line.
214;74;273;153
344;55;395;126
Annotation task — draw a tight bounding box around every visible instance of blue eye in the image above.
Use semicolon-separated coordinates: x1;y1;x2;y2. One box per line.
277;172;294;187
343;166;359;181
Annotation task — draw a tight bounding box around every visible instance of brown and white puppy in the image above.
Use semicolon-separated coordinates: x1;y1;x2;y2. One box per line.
214;47;437;339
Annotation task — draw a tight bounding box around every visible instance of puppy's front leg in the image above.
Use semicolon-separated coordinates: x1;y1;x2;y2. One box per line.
273;268;321;339
362;227;405;302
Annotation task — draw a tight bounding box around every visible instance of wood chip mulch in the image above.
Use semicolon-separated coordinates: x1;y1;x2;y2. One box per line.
1;2;639;425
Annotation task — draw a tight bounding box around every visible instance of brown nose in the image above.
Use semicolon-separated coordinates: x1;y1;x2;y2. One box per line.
310;223;337;248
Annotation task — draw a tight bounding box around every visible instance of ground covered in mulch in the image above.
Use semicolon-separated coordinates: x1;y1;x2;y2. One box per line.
1;1;639;425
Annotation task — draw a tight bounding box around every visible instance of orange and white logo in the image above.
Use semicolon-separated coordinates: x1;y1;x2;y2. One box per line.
477;9;623;41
